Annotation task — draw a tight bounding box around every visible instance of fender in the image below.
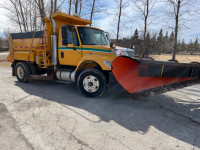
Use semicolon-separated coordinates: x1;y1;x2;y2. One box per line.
75;53;116;72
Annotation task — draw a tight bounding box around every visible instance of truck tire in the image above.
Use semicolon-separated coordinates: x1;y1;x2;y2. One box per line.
15;62;30;83
77;68;108;97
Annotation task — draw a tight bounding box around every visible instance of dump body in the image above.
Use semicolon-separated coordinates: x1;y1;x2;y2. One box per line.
8;31;43;63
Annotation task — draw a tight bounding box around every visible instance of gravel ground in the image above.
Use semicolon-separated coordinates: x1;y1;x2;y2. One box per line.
0;67;200;150
0;52;8;62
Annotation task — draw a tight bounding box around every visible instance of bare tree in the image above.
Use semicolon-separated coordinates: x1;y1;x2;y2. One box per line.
90;0;96;24
69;0;72;14
35;0;46;26
17;0;27;31
116;0;122;43
9;0;23;32
75;0;79;14
51;0;53;14
134;0;157;57
1;0;66;33
1;0;28;32
71;0;83;15
79;0;82;15
50;0;64;14
166;0;198;60
54;0;57;12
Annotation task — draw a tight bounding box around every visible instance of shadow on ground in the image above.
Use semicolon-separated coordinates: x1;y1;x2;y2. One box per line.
15;80;200;148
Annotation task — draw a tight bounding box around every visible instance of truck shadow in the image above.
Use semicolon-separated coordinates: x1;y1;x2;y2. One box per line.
15;80;200;148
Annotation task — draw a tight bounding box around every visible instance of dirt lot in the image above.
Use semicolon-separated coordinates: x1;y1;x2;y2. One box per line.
0;52;8;61
150;54;200;63
0;53;200;149
0;52;10;67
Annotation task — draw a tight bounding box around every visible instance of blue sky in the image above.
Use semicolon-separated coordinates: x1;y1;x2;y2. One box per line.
0;0;199;43
90;0;200;43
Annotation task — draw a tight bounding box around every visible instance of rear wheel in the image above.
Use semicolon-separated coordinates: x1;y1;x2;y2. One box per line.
77;68;107;97
15;62;30;82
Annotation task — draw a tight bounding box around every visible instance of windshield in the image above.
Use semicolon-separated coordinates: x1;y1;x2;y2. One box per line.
78;27;110;45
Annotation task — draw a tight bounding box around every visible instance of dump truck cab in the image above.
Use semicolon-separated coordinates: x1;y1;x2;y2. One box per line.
58;25;115;70
7;12;135;97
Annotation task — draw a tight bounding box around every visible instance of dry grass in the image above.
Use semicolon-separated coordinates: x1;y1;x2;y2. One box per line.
0;62;11;67
0;55;7;62
150;54;200;63
0;52;8;62
0;52;10;67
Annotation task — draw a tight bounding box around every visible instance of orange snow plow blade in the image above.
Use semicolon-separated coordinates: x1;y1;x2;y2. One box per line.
111;56;200;94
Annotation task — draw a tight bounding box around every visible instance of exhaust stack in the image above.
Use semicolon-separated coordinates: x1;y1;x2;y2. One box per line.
51;17;58;70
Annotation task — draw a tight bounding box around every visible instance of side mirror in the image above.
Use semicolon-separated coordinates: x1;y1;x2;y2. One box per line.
131;44;135;49
105;32;111;43
62;25;68;46
110;42;116;48
110;42;113;48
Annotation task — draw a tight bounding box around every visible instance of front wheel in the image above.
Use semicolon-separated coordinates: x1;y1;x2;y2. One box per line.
77;69;108;97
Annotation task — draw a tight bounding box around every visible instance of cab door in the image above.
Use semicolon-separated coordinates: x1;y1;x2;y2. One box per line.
58;26;81;66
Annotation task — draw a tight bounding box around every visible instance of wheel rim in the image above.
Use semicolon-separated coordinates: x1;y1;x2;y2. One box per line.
17;66;24;79
83;75;100;93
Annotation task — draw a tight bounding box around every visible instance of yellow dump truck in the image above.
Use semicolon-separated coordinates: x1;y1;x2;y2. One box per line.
7;12;135;97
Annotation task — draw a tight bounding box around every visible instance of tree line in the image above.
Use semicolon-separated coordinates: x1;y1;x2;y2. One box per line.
0;37;8;52
116;28;200;56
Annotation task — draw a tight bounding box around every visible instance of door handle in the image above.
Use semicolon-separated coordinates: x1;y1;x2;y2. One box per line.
61;52;64;58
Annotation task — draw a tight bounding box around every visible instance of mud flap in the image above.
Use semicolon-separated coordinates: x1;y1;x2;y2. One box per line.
11;63;16;76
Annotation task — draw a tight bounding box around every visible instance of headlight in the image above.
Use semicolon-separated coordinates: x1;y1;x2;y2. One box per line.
115;49;122;56
103;61;112;68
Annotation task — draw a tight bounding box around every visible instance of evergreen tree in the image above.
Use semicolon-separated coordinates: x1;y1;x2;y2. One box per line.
163;31;169;54
187;40;195;55
133;28;139;40
180;39;186;53
157;29;164;54
169;31;175;42
132;28;139;45
177;40;181;53
194;38;199;53
131;28;140;54
144;33;151;56
164;31;169;39
150;34;157;54
168;31;175;54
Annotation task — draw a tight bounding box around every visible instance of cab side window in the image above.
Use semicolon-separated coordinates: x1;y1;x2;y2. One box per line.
67;27;73;44
62;26;79;46
73;28;79;46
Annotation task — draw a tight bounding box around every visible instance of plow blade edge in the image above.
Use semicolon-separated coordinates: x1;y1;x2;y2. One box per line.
111;56;200;94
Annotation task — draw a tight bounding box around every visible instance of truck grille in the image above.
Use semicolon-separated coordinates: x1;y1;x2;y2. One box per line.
122;50;135;57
